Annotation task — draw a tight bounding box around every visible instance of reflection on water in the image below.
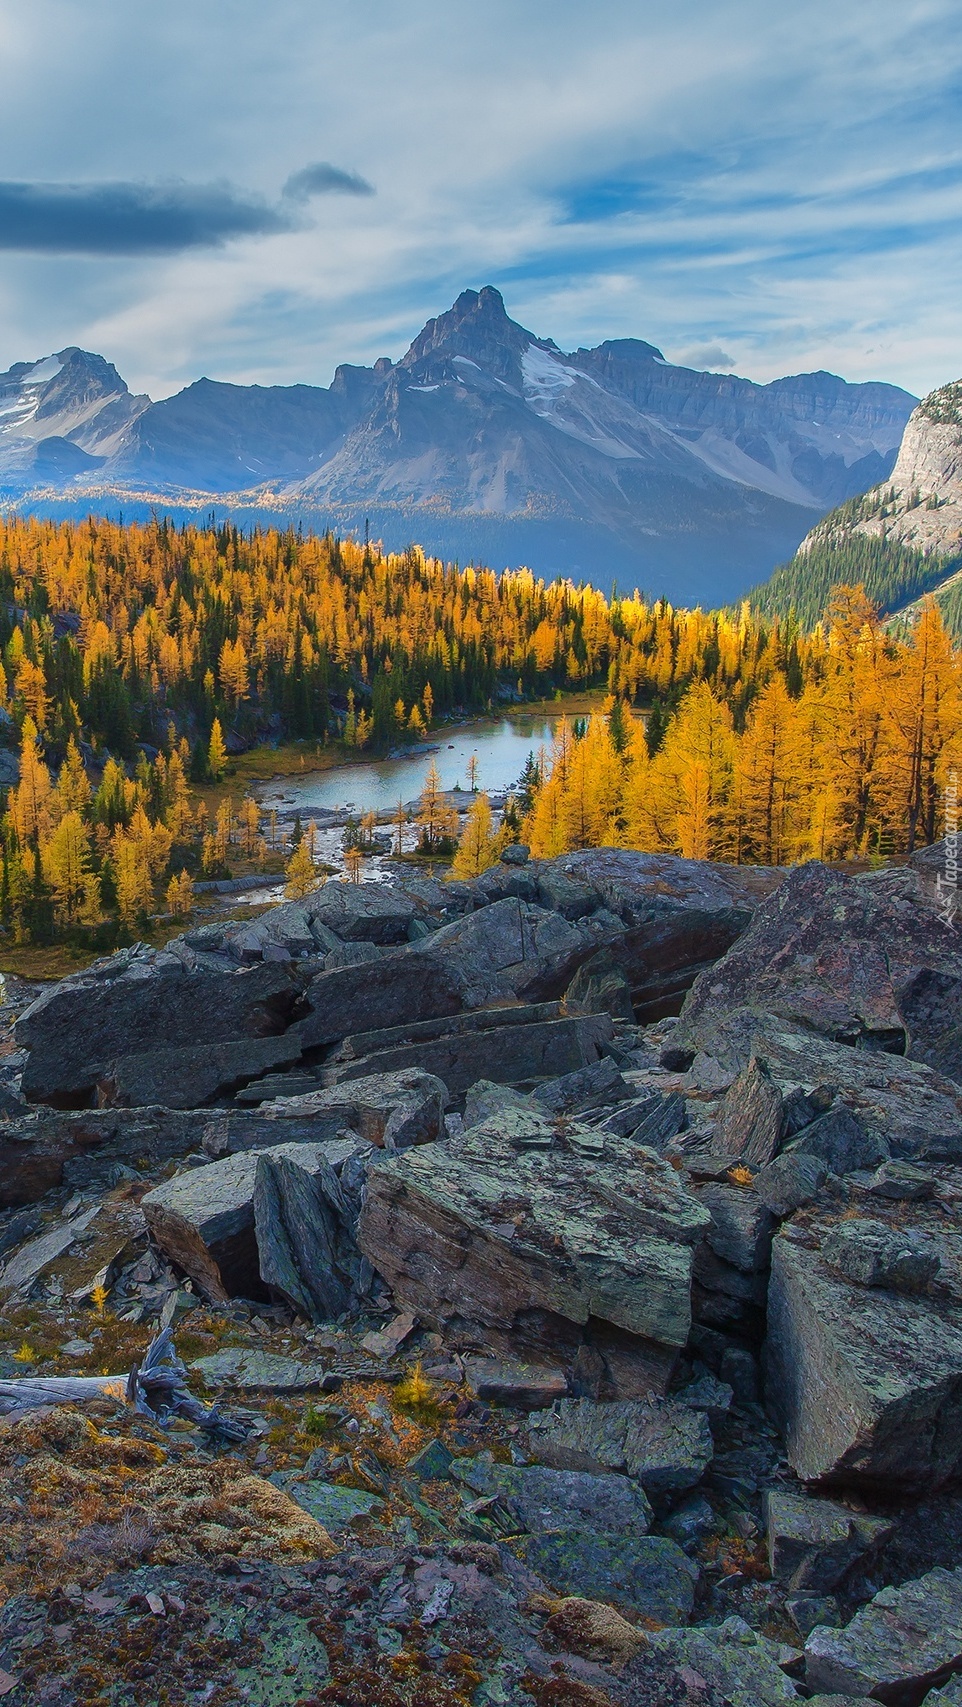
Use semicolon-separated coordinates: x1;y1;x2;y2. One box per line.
254;713;567;817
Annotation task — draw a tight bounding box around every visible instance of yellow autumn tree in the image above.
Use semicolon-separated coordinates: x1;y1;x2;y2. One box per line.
648;681;735;859
285;838;319;899
449;791;501;879
208;718;228;781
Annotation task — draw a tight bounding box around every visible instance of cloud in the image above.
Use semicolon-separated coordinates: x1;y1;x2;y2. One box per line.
283;163;375;202
677;343;737;370
0;180;294;255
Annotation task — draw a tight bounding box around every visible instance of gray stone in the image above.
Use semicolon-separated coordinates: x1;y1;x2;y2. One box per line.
692;1181;776;1272
673;861;962;1066
526;1396;713;1495
865;1160;936;1200
754;1150;829;1216
661;1493;716;1550
409;896;592;1007
718;1345;760;1404
253;1142;373;1322
359;1126;710;1390
97;1034;303;1109
766;1224;962;1490
629;1090;687;1150
324;1013;614;1100
304;882;417;943
716;1058;784;1167
564;953;635;1022
675;1369;733;1421
18;960;300;1106
463;1356;569;1410
271;1475;384;1531
766;1489;894;1591
518;1530;697;1623
931;1677;962;1704
142;1136;368;1303
821;1218;940;1294
787;1596;841;1639
190;1347;325;1390
0;1202;101;1295
805;1565;962;1702
499;843;529;865
532;1054;629;1115
258;1069;447;1152
296;951;465;1049
451;1455;654;1536
645;1618;800;1707
462;1080;533;1129
535;868;602;920
323;940;382;970
793;1107;888;1175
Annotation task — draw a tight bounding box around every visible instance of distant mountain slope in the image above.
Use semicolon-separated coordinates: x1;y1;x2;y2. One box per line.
748;380;962;633
0;288;917;606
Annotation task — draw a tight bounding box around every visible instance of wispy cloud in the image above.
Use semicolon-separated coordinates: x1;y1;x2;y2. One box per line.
283;163;375;201
0;0;957;396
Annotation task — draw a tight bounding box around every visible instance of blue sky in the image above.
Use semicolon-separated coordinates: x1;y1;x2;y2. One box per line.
0;0;958;399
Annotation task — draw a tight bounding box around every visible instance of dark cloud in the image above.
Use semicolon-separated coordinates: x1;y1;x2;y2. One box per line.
282;162;375;202
0;180;295;254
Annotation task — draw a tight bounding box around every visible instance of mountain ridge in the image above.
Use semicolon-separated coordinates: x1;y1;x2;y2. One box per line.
0;287;917;605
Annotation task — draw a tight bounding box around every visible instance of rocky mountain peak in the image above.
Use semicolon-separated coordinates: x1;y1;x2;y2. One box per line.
399;283;548;389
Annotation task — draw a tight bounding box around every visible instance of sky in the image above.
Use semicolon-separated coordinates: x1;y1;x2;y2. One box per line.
0;0;959;401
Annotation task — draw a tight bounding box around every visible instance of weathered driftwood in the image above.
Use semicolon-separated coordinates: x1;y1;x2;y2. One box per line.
0;1328;250;1443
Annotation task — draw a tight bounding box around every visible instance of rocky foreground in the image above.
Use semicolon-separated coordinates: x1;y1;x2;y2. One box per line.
1;845;962;1705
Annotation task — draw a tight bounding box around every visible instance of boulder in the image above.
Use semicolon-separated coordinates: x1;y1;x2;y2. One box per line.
190;1347;326;1391
324;1013;614;1100
673;862;962;1067
564;953;635;1022
97;1035;304;1109
253;1141;373;1321
0;1105;228;1208
525;1396;713;1496
141;1135;371;1304
642;1619;801;1707
766;1217;962;1490
723;1025;962;1165
553;848;782;1019
691;1181;776;1272
451;1455;654;1535
304;882;417;943
518;1529;697;1623
358;1120;710;1393
715;1058;784;1167
821;1218;940;1294
409;896;592;1007
295;952;465;1049
531;1055;630;1114
17;960;300;1106
753;1150;829;1217
765;1490;894;1591
805;1566;962;1703
256;1069;447;1151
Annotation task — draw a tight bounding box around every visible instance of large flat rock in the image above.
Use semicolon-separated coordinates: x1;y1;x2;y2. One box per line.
805;1566;962;1703
17;960;300;1106
323;1013;613;1098
767;1208;962;1491
357;1117;710;1391
674;863;962;1068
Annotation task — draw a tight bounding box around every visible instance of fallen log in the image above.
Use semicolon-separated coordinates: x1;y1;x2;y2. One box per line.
0;1327;251;1443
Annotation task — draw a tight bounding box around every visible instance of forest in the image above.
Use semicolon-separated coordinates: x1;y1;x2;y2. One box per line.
0;513;957;948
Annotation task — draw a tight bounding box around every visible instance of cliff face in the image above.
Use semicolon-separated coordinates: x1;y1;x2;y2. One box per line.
799;380;962;559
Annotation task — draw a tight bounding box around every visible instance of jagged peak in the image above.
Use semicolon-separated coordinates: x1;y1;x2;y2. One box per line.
920;379;962;429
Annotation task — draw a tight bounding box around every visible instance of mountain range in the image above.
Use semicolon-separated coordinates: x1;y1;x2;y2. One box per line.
0;286;917;606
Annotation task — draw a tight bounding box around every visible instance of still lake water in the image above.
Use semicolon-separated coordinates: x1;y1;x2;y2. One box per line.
254;712;568;818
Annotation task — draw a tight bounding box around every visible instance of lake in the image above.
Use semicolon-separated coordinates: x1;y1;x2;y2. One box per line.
254;711;571;820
